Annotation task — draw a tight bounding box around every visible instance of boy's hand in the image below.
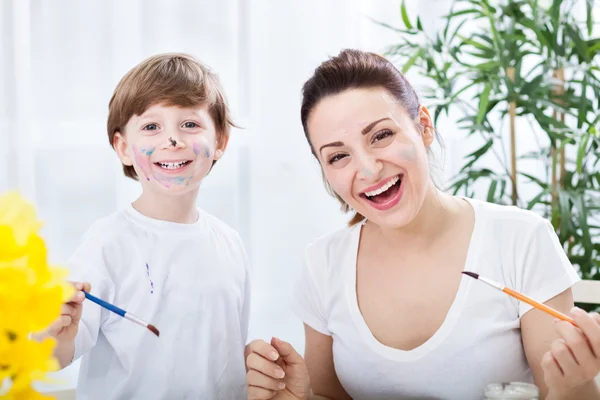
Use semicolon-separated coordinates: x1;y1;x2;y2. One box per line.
542;308;600;399
33;282;91;342
246;337;311;400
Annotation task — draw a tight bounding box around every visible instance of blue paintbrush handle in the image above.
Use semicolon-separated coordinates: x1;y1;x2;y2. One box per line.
84;291;126;318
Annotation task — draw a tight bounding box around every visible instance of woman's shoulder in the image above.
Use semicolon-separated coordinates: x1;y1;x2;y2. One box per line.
305;222;362;264
466;197;550;231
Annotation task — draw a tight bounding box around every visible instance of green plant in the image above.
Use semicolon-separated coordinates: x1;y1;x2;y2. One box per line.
378;0;600;307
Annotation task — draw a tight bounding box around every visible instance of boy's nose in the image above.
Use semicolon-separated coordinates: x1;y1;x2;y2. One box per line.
161;131;186;149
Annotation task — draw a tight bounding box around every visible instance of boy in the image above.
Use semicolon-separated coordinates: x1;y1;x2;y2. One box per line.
35;53;250;399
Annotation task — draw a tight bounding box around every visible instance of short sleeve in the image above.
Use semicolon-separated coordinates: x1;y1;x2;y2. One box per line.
516;218;580;317
291;246;331;336
67;225;115;361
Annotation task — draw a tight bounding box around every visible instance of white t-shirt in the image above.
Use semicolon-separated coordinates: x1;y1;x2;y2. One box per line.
67;204;250;400
292;198;580;400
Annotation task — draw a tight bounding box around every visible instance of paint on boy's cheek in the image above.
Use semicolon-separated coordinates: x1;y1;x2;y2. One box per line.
132;145;155;181
193;142;211;159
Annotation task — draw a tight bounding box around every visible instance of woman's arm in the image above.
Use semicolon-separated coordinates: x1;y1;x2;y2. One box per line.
521;288;600;400
304;324;352;400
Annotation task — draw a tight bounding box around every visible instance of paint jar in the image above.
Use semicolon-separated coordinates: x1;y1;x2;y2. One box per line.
483;382;539;399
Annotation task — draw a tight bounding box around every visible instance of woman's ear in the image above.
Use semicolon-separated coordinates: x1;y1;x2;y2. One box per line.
113;132;133;166
417;105;435;147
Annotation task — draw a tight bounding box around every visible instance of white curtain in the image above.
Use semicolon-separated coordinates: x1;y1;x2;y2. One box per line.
0;0;460;391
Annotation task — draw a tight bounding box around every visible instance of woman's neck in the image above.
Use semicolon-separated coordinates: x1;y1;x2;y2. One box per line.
368;183;464;249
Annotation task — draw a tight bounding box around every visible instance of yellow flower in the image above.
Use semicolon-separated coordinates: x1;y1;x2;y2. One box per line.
1;386;55;400
0;192;42;260
0;191;74;398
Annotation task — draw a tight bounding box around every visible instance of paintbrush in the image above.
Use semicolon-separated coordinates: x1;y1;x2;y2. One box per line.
461;271;576;326
83;291;160;337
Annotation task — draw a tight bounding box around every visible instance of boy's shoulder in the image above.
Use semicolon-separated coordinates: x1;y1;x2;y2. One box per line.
78;208;132;248
197;208;245;248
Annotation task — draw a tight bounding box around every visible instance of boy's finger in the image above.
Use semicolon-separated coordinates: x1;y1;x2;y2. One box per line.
61;304;77;317
83;282;92;292
246;353;285;379
59;315;73;328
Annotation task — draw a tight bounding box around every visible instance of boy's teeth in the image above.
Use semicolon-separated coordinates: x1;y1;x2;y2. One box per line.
365;176;400;197
158;161;187;169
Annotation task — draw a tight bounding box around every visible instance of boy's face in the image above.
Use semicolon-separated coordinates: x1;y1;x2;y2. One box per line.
113;103;227;196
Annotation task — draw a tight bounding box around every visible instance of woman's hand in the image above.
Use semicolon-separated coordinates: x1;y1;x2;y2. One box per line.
245;337;311;400
542;308;600;399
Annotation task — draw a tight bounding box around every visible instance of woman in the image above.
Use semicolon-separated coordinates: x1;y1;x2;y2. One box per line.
245;49;600;400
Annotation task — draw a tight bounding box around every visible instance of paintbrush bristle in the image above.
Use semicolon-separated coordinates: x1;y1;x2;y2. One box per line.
147;324;160;337
462;271;479;279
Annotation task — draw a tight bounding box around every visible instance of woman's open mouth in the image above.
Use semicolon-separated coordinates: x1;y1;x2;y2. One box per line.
360;174;404;211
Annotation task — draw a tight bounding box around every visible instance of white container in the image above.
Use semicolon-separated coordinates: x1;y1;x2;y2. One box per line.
483;382;539;399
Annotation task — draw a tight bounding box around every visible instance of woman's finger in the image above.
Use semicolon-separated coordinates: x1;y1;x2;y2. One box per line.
247;385;276;400
246;369;285;391
551;339;579;377
571;308;600;358
246;353;285;380
248;339;280;361
542;351;564;385
555;320;595;368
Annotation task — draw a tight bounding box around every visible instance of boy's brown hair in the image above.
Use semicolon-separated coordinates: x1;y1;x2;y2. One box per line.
107;53;235;180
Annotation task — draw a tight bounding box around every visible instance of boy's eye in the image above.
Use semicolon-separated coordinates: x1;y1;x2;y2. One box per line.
183;121;199;129
372;129;394;143
143;124;158;131
327;153;347;164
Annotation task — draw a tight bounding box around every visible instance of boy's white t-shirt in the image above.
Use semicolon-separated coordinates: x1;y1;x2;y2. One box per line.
292;198;580;400
67;204;250;400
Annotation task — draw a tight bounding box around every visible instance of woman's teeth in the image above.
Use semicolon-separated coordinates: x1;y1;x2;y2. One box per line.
157;161;189;169
364;176;400;197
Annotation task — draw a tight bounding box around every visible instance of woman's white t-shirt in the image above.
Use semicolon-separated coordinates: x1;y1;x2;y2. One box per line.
292;198;580;400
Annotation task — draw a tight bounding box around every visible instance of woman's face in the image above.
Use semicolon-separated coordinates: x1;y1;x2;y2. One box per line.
307;87;435;228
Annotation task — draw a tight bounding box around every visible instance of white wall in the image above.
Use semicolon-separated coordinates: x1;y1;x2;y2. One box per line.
9;0;596;393
2;0;458;392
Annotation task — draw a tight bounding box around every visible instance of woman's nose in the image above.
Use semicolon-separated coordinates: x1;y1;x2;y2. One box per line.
357;152;382;180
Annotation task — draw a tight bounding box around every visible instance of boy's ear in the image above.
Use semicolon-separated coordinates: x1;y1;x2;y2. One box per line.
214;135;230;161
113;132;133;166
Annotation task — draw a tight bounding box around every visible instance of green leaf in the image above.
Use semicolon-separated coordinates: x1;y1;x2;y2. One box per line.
586;0;593;36
417;16;423;31
521;172;548;189
401;0;413;30
487;180;498;202
402;49;423;74
577;135;590;174
558;190;571;241
476;84;491;125
527;190;548;210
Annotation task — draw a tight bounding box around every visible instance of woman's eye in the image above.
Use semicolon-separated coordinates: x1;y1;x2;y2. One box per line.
143;124;158;131
328;153;347;164
183;121;199;129
372;129;393;143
